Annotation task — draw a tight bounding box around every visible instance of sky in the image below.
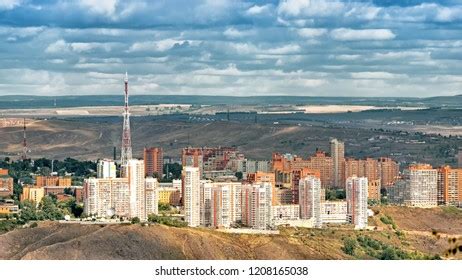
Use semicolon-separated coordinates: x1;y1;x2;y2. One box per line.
0;0;461;97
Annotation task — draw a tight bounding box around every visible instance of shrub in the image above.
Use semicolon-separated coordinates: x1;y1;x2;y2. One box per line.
342;237;357;256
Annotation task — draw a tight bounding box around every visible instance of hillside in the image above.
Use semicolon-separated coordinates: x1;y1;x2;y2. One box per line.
1;206;461;260
0;118;459;168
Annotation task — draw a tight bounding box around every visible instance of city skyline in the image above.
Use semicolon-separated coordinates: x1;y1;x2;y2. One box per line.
0;0;461;97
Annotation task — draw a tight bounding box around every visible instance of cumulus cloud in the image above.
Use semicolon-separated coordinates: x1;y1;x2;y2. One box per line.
0;0;461;97
80;0;118;18
330;28;396;41
351;72;408;79
297;28;327;38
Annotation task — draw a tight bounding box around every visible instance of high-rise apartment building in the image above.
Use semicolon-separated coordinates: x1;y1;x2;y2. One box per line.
330;139;345;188
182;147;238;176
144;147;163;178
241;183;272;230
183;167;201;227
97;159;117;179
345;158;380;184
368;179;381;201
437;166;462;207
200;181;242;228
378;157;399;187
346;176;368;229
127;159;146;220
403;164;437;208
299;175;322;227
83;178;130;217
145;177;159;217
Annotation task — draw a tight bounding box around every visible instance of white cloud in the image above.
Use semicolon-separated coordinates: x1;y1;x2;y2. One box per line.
330;54;360;61
45;40;115;53
0;0;21;10
297;28;327;38
45;39;69;54
223;27;254;39
128;39;197;52
351;72;407;79
331;28;395;41
245;4;272;16
70;42;113;53
80;0;118;18
278;0;344;17
371;51;430;60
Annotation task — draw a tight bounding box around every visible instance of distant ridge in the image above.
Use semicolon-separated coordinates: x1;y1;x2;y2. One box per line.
0;94;460;109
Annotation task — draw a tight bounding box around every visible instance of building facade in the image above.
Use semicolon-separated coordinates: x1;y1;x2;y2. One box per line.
299;175;322;227
183;167;201;227
403;164;437;208
346;176;368;229
97;159;117;179
330;138;345;188
144;147;163;178
437;166;462;207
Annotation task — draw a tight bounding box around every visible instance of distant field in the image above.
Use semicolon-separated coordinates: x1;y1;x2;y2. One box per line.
0;94;461;109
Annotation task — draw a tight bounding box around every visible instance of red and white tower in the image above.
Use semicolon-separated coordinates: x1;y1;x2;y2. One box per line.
120;72;132;167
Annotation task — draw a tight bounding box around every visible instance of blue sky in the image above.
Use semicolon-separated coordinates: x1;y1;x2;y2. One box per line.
0;0;461;97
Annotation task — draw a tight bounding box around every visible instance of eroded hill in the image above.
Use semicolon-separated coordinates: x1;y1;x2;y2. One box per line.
1;206;461;260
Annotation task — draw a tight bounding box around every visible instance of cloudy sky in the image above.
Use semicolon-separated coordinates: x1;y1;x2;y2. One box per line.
0;0;461;97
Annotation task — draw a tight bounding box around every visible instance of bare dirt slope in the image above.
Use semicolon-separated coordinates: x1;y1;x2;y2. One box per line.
374;206;462;234
0;222;349;260
2;206;462;260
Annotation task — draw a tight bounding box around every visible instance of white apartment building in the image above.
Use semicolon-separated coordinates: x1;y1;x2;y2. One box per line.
183;167;201;227
403;164;438;208
97;159;117;179
83;177;130;218
271;204;300;226
320;201;348;224
145;177;159;217
200;180;213;227
127;159;147;220
241;183;272;230
299;175;322;227
200;181;242;228
172;179;182;191
346;176;368;229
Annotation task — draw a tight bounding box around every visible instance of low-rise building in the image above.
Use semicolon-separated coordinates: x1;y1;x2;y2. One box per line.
0;199;19;215
271;204;299;226
0;175;13;197
158;186;181;206
320;201;348;224
20;186;45;207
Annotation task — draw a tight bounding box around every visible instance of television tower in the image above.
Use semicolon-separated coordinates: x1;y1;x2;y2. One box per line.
22;118;28;160
120;72;132;167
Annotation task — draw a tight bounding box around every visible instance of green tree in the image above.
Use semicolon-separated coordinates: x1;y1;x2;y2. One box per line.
342;237;357;256
39;196;64;220
380;247;398;260
131;217;141;224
